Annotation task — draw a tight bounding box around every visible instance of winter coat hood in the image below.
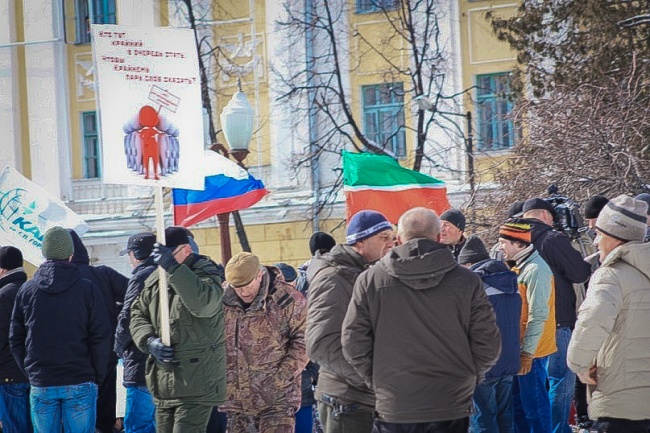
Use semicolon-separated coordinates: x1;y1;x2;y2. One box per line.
471;259;519;295
68;230;90;265
306;244;367;284
35;261;81;294
378;238;455;290
603;241;650;280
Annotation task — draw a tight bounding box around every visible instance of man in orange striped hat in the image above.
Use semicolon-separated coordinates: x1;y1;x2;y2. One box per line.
499;221;557;433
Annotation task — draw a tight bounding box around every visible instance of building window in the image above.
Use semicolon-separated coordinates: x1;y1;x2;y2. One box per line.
356;0;400;14
82;111;101;178
74;0;117;44
362;83;406;158
475;73;515;151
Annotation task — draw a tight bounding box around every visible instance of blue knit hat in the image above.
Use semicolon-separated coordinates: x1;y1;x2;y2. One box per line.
346;210;392;245
275;263;298;283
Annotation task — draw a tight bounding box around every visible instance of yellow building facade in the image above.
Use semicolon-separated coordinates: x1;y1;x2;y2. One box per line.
1;0;516;274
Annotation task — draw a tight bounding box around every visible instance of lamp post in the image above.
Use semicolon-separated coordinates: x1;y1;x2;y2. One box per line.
215;81;254;265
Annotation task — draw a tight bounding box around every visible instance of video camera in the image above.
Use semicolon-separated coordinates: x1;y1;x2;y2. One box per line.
543;185;585;240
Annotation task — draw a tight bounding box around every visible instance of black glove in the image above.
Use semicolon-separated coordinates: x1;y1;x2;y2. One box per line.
152;243;178;272
147;337;175;363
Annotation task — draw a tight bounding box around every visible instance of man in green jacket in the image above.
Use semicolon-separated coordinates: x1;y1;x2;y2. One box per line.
129;227;226;433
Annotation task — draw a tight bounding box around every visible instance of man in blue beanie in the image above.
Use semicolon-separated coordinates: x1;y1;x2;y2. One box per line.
306;210;394;433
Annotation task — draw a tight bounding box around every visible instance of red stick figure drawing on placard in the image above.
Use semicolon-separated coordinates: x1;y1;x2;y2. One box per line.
138;105;161;180
123;89;180;180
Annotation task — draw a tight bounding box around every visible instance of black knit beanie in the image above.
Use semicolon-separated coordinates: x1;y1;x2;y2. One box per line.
0;246;23;270
458;235;490;265
584;195;609;219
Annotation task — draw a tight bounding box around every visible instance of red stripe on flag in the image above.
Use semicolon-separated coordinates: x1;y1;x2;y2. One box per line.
173;189;268;227
345;188;450;224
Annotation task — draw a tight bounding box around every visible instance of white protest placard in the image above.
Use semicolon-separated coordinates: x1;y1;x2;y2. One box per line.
92;25;205;190
0;166;89;266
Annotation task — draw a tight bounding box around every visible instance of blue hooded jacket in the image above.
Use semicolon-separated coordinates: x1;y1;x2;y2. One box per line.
10;261;111;387
471;259;522;378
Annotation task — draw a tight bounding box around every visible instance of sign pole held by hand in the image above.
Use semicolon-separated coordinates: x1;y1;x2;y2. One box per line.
155;186;171;346
91;24;206;347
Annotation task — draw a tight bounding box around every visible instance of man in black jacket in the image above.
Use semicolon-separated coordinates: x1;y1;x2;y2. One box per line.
68;229;128;433
10;226;111;433
522;198;592;433
114;232;157;433
0;246;31;433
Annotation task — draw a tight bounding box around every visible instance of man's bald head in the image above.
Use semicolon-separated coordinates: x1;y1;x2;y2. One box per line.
397;207;441;243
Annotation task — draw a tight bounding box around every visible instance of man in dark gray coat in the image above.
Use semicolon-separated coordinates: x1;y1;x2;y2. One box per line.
342;207;501;433
307;210;394;433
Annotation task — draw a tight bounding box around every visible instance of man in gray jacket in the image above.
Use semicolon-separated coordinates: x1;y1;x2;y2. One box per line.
568;195;650;433
307;210;394;433
342;207;500;433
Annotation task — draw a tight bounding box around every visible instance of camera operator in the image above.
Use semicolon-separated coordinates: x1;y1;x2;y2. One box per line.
521;198;592;433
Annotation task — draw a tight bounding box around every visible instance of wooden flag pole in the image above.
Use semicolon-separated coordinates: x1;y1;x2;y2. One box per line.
155;185;171;346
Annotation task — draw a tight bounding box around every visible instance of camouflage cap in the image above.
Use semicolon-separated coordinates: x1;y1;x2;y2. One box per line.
225;252;260;287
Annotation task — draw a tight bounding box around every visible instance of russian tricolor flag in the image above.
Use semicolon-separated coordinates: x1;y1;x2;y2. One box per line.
172;150;268;227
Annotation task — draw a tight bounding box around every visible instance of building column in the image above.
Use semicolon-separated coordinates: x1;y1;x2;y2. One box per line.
22;0;73;200
0;0;23;172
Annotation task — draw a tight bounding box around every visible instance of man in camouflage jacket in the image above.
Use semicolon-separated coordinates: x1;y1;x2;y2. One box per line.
221;252;308;433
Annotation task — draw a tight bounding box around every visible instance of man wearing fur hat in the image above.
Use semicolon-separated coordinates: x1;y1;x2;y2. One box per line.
129;226;226;433
307;210;394;432
10;226;111;433
221;252;308;433
0;246;31;432
439;209;467;261
568;195;650;432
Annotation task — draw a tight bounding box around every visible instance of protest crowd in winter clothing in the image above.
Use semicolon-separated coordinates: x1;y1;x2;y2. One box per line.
0;192;649;433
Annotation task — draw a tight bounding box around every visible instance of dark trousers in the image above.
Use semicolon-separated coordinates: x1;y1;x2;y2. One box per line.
96;362;117;433
372;418;469;433
206;406;227;433
574;380;589;422
597;417;650;433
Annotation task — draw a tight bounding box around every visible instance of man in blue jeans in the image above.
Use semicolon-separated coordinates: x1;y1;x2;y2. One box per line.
10;226;111;433
459;236;522;433
523;199;591;433
0;246;32;433
114;232;158;433
499;221;557;433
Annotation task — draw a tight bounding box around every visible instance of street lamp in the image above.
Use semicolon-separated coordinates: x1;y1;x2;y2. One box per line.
214;81;254;265
221;79;253;164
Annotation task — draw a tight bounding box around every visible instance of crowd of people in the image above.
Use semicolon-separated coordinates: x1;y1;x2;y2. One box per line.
0;192;648;433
